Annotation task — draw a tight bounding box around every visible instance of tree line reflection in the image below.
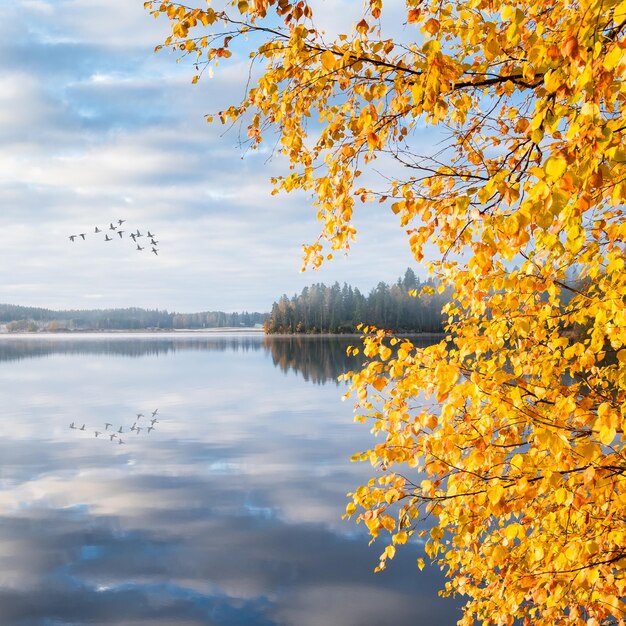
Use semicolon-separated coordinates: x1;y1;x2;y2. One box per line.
0;336;265;362
264;335;364;384
0;334;440;384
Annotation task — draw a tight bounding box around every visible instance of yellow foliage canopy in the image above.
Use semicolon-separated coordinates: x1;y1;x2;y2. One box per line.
147;0;626;624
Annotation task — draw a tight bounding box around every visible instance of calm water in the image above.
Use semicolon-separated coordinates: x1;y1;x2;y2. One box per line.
0;333;461;626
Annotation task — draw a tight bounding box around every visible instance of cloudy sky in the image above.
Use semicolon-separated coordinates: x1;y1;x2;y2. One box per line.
0;0;426;313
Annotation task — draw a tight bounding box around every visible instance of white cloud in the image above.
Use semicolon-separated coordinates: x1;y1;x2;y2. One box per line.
16;0;171;48
0;0;431;312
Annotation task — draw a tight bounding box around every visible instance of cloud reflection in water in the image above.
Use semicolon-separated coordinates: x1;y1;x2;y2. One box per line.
0;334;461;625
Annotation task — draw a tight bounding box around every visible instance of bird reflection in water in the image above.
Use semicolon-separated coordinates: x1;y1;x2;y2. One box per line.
68;409;161;445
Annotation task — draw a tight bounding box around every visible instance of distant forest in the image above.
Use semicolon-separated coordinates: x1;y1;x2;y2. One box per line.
0;269;448;334
0;304;267;332
264;269;449;334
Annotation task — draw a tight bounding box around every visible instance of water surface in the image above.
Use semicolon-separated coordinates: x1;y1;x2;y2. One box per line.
0;333;461;626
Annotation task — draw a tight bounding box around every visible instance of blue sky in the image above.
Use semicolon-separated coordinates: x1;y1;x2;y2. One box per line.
1;0;424;313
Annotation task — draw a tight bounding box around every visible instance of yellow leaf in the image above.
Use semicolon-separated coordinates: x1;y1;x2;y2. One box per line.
394;531;409;544
487;483;505;505
565;543;579;561
320;50;336;71
371;376;387;391
599;425;617;445
367;130;379;150
434;99;448;121
545;155;567;181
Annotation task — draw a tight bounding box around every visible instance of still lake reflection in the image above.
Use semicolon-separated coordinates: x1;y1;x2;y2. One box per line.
0;333;461;626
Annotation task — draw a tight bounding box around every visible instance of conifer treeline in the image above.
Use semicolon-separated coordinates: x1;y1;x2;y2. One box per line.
0;304;266;331
264;269;448;334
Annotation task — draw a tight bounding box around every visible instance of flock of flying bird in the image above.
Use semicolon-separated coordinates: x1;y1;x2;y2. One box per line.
68;219;160;255
69;408;160;445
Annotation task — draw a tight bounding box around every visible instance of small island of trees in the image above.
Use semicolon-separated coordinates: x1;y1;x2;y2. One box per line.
264;269;448;334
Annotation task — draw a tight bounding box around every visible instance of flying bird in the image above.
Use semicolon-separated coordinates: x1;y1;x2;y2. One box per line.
79;233;86;240
69;422;76;429
94;226;101;233
150;418;158;425
105;422;112;430
130;233;137;241
117;426;123;433
150;239;159;246
136;244;144;251
135;427;142;434
147;231;154;238
151;409;158;417
118;438;125;445
147;426;154;433
136;413;144;419
104;234;112;241
135;229;142;237
69;235;76;242
79;424;86;431
117;219;125;225
109;222;117;230
94;431;101;438
117;230;124;238
109;433;117;441
152;248;158;256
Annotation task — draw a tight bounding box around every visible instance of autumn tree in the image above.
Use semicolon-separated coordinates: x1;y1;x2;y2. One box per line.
147;1;626;624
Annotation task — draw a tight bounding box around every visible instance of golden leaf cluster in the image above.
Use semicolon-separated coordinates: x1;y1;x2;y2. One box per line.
148;0;626;624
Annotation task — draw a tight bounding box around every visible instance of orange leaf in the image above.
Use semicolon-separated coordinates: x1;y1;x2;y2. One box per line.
408;9;421;23
423;18;439;36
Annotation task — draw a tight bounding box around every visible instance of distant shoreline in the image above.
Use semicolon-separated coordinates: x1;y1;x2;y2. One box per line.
0;329;445;338
0;327;265;335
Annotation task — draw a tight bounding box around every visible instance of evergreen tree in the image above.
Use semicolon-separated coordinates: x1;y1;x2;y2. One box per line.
265;270;445;334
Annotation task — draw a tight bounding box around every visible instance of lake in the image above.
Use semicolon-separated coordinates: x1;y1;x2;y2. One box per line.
0;333;461;626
